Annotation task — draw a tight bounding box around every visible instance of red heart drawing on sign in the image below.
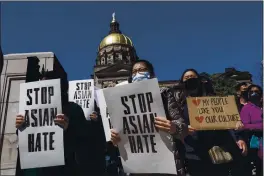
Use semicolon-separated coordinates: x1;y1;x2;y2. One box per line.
192;99;201;106
195;116;204;123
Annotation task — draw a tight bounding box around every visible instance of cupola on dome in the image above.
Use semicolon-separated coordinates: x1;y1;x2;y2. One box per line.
98;13;133;50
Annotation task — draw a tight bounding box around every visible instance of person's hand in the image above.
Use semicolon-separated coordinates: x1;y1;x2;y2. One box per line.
188;125;196;135
154;117;176;134
54;114;69;130
111;129;121;146
235;121;244;130
15;114;25;129
90;112;98;121
237;140;248;156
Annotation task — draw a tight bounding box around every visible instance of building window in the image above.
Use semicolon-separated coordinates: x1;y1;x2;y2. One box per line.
107;55;113;65
101;57;105;65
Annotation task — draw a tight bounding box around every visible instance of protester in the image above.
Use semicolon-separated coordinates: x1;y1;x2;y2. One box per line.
246;84;263;108
15;71;78;176
176;69;247;176
110;59;187;176
235;82;249;112
15;71;106;176
239;84;263;176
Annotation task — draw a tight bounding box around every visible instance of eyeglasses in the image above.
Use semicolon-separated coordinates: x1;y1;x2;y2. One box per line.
132;68;148;75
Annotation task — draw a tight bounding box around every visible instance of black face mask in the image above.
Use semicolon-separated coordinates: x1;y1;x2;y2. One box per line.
184;78;200;90
184;78;202;96
249;92;262;107
240;90;248;99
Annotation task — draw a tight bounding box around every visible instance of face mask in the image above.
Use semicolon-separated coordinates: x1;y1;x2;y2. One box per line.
183;78;202;97
184;78;200;90
249;92;262;106
132;72;150;83
239;90;249;102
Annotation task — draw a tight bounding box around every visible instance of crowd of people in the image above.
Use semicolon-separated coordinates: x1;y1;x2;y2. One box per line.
14;59;263;176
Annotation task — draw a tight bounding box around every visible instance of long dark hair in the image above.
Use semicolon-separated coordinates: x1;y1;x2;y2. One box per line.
180;68;216;95
178;68;216;107
248;84;263;96
235;82;248;92
244;84;263;105
128;59;155;83
180;68;200;83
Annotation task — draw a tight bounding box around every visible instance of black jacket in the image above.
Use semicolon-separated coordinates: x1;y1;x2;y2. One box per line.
160;87;188;176
16;101;106;176
74;101;106;175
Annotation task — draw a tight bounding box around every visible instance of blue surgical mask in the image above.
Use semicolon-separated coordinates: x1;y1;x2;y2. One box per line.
249;92;262;107
251;92;259;97
132;72;150;83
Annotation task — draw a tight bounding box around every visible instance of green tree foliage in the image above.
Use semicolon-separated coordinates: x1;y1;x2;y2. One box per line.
211;77;237;96
200;72;237;96
200;72;211;79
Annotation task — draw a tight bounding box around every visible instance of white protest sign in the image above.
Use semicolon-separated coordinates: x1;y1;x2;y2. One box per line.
103;78;177;174
94;86;100;104
116;80;128;86
18;79;64;169
95;81;128;141
95;89;112;142
68;79;94;120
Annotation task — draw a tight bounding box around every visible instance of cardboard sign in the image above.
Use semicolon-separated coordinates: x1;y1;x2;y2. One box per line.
186;96;241;130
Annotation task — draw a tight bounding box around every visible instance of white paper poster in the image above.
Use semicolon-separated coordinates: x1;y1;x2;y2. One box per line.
94;86;100;104
18;79;64;169
68;79;94;120
103;78;177;174
95;89;112;142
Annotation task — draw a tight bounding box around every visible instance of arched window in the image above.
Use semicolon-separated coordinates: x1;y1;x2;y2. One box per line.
101;57;105;65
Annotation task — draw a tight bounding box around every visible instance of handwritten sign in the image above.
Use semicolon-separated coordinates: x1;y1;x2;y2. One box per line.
18;79;64;169
187;96;241;130
68;79;94;120
103;78;176;174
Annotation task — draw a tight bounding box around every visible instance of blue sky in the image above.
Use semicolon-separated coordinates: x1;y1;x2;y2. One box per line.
1;2;263;85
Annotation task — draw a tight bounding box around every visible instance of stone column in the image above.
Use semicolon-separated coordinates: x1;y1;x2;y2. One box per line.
0;52;61;175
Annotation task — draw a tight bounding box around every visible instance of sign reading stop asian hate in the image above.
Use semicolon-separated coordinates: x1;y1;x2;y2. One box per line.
186;96;241;130
68;79;94;120
18;79;64;169
103;78;176;174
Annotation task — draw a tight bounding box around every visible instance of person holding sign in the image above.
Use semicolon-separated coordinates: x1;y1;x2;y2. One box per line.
239;84;263;176
177;69;247;176
235;82;250;112
111;60;187;176
15;71;81;176
43;72;106;176
74;102;107;176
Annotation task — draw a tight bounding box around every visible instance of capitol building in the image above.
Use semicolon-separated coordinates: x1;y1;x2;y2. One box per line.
92;13;179;88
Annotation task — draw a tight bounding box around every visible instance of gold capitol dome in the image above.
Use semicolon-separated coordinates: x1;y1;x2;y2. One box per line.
99;13;133;50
